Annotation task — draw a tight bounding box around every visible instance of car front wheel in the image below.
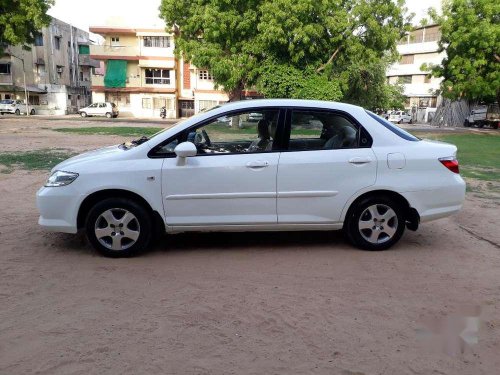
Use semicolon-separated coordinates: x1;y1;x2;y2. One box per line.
80;112;87;117
86;198;152;257
345;196;405;251
106;112;112;118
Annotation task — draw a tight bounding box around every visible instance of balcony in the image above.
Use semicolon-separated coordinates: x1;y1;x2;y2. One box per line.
0;74;13;85
90;45;140;60
91;75;142;88
78;55;101;68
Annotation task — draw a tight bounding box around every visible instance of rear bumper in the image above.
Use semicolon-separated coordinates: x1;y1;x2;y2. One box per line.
401;177;466;223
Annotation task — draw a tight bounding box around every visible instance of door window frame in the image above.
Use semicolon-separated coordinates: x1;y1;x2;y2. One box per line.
148;107;287;159
282;107;373;152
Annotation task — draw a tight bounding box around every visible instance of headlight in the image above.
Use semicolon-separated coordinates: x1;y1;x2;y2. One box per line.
45;170;79;187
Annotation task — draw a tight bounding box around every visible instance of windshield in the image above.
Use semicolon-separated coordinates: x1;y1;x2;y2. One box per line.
366;111;420;142
0;100;14;104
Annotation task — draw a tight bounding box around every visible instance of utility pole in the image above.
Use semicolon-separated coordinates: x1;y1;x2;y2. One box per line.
10;53;29;116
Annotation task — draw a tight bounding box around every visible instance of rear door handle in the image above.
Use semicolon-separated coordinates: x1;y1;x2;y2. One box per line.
349;157;372;165
246;161;269;169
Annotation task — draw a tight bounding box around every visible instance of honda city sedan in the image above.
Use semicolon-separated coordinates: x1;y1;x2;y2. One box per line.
37;99;465;257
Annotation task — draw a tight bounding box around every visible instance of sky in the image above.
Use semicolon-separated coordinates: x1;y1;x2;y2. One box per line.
48;0;441;35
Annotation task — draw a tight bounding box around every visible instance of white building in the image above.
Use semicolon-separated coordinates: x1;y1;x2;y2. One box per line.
387;24;445;122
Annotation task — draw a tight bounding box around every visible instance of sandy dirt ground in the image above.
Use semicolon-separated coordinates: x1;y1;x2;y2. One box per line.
0;116;499;375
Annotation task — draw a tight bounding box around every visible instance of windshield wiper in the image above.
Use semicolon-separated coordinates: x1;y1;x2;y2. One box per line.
131;136;149;145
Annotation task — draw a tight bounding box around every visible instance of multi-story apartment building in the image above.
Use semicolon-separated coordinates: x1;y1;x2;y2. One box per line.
89;25;229;118
387;24;445;122
0;17;99;115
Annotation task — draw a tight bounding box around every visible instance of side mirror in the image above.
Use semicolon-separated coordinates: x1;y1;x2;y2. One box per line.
174;142;197;166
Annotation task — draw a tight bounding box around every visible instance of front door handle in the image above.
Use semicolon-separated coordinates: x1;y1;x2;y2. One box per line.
246;161;269;169
349;157;372;165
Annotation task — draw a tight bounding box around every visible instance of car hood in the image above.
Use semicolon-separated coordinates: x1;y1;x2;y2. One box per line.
52;145;125;173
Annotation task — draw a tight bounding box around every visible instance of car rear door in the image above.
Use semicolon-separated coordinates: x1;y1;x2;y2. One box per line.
277;108;377;224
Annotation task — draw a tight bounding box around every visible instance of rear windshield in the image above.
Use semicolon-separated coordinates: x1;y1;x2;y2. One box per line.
366;111;420;142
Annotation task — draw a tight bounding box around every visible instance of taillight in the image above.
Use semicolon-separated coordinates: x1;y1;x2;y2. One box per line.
439;157;459;174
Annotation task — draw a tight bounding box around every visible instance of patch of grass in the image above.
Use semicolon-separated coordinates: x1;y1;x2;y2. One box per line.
0;149;76;173
412;132;500;182
54;127;164;137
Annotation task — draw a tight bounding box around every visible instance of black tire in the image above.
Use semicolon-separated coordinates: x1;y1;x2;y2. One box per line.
106;112;112;118
344;195;406;251
464;120;470;127
15;109;20;115
493;123;499;130
85;198;153;257
80;112;87;117
30;109;35;115
398;119;402;124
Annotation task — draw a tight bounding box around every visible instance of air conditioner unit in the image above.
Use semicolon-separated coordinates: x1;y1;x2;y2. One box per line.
56;67;63;73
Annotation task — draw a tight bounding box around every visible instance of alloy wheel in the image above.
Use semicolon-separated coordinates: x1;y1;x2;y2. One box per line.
94;208;140;251
358;204;398;244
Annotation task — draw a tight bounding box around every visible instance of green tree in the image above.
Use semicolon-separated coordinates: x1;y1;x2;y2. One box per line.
160;0;411;103
426;0;500;103
0;0;53;54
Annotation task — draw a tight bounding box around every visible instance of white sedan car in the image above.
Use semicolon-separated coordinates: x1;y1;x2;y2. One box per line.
37;99;465;257
388;111;413;124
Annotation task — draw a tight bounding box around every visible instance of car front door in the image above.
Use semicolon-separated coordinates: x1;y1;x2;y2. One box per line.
155;108;284;226
277;108;377;224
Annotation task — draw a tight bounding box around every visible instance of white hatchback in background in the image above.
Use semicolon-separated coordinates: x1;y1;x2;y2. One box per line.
388;111;412;124
0;99;34;115
37;99;465;257
78;102;119;118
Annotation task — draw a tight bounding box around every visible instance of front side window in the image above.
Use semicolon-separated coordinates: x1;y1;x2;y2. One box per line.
288;110;360;151
152;109;280;156
145;69;170;85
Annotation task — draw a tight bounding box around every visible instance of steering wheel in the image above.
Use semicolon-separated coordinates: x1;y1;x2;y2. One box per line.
202;129;212;147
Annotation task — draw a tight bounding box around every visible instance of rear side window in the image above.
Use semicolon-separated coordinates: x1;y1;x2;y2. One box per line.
287;110;369;151
366;111;420;141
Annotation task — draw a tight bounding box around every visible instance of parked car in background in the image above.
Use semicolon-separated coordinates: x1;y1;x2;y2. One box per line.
37;99;466;257
0;99;35;115
79;102;119;118
464;104;499;129
388;111;412;124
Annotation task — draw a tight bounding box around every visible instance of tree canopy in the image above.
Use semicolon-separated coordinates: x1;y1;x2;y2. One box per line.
0;0;53;54
427;0;500;103
160;0;411;108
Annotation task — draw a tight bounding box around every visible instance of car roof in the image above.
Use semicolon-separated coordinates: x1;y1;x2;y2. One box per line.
216;99;362;112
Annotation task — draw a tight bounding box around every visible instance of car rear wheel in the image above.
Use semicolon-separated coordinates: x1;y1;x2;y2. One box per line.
80;112;87;117
15;109;20;115
345;196;405;251
30;109;35;115
106;112;112;118
85;198;152;257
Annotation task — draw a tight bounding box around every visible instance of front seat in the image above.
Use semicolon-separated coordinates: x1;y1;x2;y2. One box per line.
247;119;272;152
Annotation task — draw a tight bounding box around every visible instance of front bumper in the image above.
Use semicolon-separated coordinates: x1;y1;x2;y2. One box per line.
36;185;85;234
